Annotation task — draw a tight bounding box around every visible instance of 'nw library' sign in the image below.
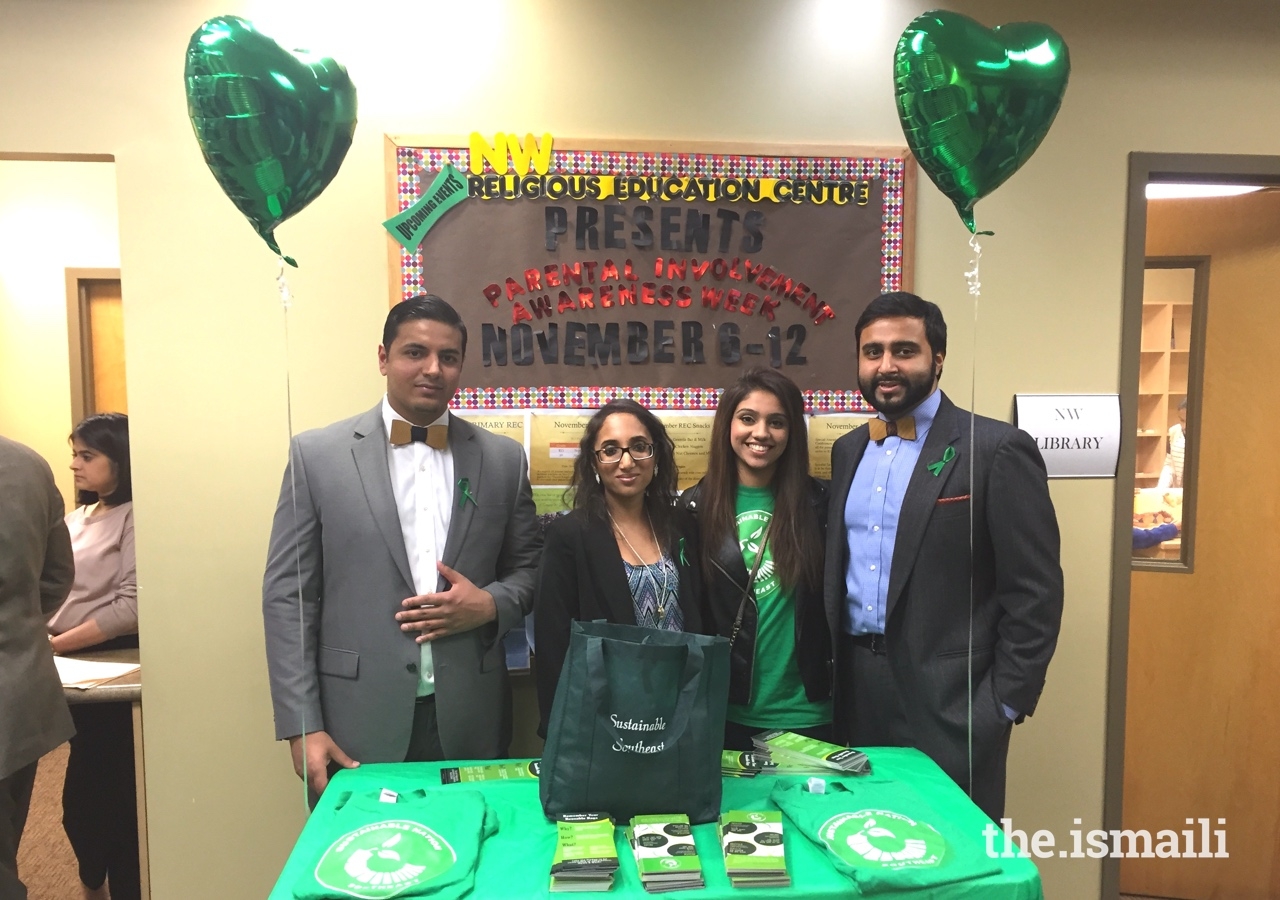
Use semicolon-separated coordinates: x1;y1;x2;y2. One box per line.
1015;394;1120;479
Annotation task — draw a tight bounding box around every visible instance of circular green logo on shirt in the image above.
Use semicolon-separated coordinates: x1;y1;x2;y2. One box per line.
820;810;945;869
736;511;779;597
314;820;456;898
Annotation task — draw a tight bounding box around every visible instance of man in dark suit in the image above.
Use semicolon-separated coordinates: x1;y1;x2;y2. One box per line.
0;435;75;899
263;295;540;799
825;292;1062;821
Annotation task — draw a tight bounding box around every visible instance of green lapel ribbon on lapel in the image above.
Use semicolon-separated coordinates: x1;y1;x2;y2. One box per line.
678;537;688;567
458;477;478;509
927;445;957;477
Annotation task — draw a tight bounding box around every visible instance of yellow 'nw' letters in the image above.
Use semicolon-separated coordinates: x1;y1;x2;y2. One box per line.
468;132;554;175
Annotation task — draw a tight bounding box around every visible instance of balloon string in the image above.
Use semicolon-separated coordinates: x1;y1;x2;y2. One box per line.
965;233;983;298
278;256;306;807
277;257;293;310
965;231;980;808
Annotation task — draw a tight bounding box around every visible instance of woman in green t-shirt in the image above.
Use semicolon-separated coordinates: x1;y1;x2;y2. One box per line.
681;368;833;750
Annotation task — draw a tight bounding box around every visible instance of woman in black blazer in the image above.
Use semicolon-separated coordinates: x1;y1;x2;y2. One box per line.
533;399;703;737
681;368;832;750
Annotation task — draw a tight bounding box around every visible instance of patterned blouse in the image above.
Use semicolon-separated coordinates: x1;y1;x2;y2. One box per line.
623;555;683;631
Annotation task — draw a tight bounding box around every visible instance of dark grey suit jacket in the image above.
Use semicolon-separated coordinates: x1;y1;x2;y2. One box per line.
824;392;1063;780
0;436;75;780
262;406;540;763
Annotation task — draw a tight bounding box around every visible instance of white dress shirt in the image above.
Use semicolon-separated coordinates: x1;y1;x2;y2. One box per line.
382;396;454;696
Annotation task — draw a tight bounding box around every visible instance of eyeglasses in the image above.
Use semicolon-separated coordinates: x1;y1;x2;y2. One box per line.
594;441;655;464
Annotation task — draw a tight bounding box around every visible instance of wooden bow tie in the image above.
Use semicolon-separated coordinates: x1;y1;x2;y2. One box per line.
868;416;917;442
389;419;448;449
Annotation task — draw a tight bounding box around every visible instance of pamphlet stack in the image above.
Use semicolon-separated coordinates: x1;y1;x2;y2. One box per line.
550;812;619;893
628;814;704;892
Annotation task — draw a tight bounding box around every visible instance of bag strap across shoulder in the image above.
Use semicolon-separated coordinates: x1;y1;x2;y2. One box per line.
726;517;773;651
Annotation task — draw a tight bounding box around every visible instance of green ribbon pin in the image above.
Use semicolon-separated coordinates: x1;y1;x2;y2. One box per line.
678;537;688;567
458;477;478;509
927;445;956;477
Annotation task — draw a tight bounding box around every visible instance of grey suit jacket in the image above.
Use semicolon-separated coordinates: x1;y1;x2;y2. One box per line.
0;436;75;780
824;392;1063;780
262;405;540;763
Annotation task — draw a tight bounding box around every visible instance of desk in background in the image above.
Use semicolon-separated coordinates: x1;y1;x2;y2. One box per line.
269;747;1042;899
60;647;148;900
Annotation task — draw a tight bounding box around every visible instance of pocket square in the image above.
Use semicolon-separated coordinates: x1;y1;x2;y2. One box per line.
936;494;971;505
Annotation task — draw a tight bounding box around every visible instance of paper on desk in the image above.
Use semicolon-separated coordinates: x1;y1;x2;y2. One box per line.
54;656;140;689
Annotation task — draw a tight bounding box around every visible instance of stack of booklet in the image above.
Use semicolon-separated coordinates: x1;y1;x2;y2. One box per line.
628;814;704;892
721;750;777;778
440;759;540;784
750;730;872;776
719;810;790;888
550;812;619;892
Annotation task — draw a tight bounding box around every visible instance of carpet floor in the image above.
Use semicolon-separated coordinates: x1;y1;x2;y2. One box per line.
16;743;82;899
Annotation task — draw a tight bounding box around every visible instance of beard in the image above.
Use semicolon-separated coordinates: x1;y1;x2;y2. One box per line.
858;366;938;417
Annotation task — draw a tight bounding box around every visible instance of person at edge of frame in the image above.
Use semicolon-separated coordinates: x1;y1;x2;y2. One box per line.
0;433;75;900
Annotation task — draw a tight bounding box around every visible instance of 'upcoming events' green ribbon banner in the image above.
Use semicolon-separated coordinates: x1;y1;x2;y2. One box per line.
384;163;469;250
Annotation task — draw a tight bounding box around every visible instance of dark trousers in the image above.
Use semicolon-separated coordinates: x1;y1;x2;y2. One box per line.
837;634;1009;822
404;695;446;763
64;702;140;899
837;635;913;747
404;691;511;762
0;761;37;900
723;720;834;752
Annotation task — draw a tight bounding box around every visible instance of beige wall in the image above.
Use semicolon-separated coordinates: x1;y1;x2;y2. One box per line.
2;1;1278;896
0;159;120;504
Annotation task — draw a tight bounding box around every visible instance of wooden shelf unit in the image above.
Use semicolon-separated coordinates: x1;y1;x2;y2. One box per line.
1136;268;1194;485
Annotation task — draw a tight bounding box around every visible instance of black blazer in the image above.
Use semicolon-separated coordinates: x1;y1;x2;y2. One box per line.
823;392;1063;782
532;507;704;737
680;479;831;707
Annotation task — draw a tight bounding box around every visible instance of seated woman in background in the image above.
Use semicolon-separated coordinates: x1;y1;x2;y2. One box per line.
47;412;140;900
681;368;833;750
533;399;703;737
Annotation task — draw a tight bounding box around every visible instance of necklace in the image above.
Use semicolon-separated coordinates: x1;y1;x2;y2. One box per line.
609;510;673;619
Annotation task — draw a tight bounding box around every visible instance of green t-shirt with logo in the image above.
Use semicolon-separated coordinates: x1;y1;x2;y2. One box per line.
726;485;832;729
293;786;495;900
770;779;1001;894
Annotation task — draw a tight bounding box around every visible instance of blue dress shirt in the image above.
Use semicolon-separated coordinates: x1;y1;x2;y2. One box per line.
844;388;942;636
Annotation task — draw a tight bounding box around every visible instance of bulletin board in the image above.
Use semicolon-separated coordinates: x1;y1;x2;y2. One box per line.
385;135;913;494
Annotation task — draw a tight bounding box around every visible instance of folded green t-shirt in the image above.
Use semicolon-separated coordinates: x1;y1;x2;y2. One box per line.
293;787;495;900
771;779;1001;895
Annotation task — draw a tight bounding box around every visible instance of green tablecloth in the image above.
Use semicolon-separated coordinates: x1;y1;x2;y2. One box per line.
268;747;1042;900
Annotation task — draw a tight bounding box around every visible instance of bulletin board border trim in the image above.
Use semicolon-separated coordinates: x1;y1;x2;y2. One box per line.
452;385;873;414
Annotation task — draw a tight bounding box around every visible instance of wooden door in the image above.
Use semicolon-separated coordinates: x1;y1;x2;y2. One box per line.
1122;192;1280;898
87;278;127;413
66;270;127;420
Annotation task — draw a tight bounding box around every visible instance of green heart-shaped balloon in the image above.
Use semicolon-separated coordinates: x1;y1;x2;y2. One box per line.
184;16;358;265
894;11;1069;233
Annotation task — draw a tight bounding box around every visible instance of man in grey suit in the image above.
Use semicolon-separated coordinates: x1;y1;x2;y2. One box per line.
0;435;76;899
825;292;1063;821
263;295;540;798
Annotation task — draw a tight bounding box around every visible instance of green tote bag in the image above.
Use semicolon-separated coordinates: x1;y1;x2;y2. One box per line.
540;620;730;824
